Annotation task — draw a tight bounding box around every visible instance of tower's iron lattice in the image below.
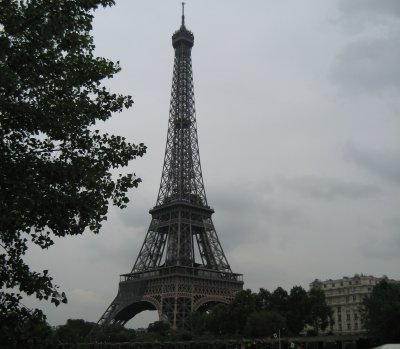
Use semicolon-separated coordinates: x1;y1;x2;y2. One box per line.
98;7;243;329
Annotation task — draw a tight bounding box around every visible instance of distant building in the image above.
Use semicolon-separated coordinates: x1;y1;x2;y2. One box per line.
310;274;394;335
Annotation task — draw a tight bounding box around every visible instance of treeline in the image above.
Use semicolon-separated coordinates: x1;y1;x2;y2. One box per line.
2;281;399;348
0;286;332;348
190;286;332;337
0;318;136;348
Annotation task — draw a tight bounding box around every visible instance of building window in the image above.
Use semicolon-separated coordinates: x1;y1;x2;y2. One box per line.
337;306;341;313
340;282;343;286
347;323;351;330
339;324;342;331
354;313;358;320
346;296;349;303
349;281;352;285
338;314;342;322
352;295;356;301
347;314;350;321
332;283;335;287
355;322;358;330
324;284;327;288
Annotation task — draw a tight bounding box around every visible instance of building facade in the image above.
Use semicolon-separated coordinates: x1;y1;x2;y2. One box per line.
310;274;389;335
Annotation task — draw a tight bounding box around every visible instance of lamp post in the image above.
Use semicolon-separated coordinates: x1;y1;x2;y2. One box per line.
274;329;282;349
278;328;281;349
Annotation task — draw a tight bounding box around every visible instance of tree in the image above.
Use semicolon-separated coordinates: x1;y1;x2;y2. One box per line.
147;321;170;337
229;289;259;334
286;286;309;335
93;323;136;343
257;287;272;311
270;287;289;316
0;0;146;334
362;279;400;342
53;319;136;344
0;310;56;348
307;288;333;333
190;311;207;335
204;303;232;335
55;319;95;344
244;310;285;338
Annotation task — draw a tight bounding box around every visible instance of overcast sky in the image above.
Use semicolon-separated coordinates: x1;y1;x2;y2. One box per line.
25;0;400;328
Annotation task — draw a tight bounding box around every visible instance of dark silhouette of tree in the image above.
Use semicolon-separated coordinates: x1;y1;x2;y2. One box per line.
191;286;332;337
52;319;136;344
190;311;207;335
270;287;289;316
257;287;272;310
204;303;232;335
286;286;309;335
0;311;56;348
307;288;333;333
147;321;170;336
362;279;400;342
0;0;146;342
94;323;136;343
244;310;285;338
55;319;95;344
229;289;259;334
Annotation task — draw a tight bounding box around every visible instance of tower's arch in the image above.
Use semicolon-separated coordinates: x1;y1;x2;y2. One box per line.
193;297;229;313
112;298;161;326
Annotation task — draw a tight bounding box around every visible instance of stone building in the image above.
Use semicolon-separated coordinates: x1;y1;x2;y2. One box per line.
310;274;390;335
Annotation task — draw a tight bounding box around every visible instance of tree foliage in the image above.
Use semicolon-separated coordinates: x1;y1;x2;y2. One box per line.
147;321;170;337
192;287;333;337
362;280;400;342
229;289;259;334
0;309;56;348
307;288;333;334
244;310;285;338
286;286;309;335
55;319;95;344
0;0;146;332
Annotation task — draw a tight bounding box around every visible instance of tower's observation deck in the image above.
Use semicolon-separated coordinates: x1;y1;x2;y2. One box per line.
172;26;194;48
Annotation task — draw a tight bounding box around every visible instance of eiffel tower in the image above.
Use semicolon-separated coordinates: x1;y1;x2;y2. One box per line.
98;5;243;329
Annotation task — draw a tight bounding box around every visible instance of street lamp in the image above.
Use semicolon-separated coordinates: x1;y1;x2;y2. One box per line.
273;329;282;349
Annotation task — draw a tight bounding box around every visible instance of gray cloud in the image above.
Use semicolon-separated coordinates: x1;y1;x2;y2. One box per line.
331;0;400;93
117;201;152;231
361;219;400;261
338;0;400;19
208;180;307;249
278;175;380;200
345;143;400;184
331;34;400;93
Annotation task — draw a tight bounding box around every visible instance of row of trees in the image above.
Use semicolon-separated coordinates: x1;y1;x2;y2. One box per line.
190;287;333;338
2;281;399;347
0;318;137;348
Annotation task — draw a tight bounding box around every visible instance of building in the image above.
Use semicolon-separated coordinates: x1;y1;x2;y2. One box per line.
310;274;391;335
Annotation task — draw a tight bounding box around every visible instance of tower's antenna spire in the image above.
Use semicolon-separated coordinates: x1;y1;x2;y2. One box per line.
181;2;185;26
